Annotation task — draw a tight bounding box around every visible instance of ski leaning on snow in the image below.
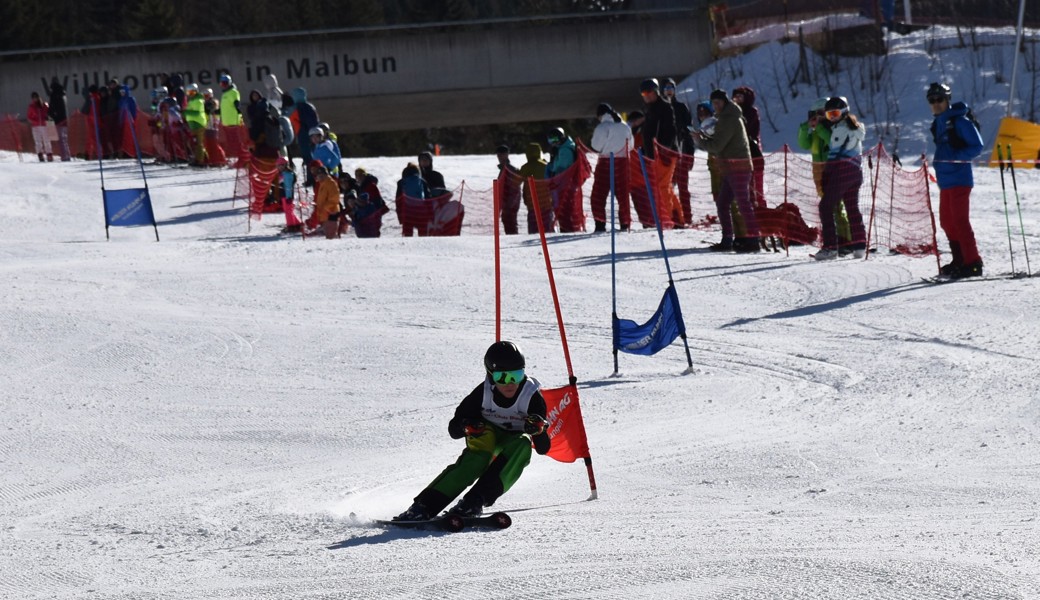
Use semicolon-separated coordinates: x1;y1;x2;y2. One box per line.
373;511;512;533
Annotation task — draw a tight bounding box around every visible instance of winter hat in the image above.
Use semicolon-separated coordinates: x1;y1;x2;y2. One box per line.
627;110;644;122
696;101;715;116
495;144;510;154
709;89;728;102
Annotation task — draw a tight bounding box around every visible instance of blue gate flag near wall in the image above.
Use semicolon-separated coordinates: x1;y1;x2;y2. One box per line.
104;188;156;227
613;283;687;356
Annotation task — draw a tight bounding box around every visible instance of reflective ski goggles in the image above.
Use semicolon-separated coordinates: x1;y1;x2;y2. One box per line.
824;108;846;120
490;369;525;385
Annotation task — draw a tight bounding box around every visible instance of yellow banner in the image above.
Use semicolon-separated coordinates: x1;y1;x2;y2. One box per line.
989;116;1040;169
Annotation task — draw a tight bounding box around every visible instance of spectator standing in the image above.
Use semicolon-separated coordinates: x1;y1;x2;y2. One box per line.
519;143;553;234
418;151;447;196
27;91;51;162
927;82;984;278
47;78;70;162
589;102;634;232
797;97;851;247
183;84;208;165
733;86;766;210
814;96;867;260
309;127;341;176
546;127;581;233
496;145;523;235
277;157;304;234
290;87;320;167
396;162;432;236
262;74;284;113
307;165;342;239
690;89;760;253
640;78;683;227
663;78;695;226
218;74;243;126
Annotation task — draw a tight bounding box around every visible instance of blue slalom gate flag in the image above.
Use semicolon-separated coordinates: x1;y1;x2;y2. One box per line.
104;188;155;227
613;284;687;356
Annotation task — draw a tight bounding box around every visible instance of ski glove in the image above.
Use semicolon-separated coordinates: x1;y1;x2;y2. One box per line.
462;418;486;437
523;414;547;436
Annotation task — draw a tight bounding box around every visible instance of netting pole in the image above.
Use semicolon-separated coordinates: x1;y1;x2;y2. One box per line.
1006;145;1031;276
527;176;576;383
609;152;620;375
865;144;882;258
124;107;160;241
781;144;791;256
997;145;1018;276
887;148;897;250
920;154;942;274
493;175;502;341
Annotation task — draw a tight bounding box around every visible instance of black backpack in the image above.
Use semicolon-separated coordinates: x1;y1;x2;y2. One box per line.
263;104;285;149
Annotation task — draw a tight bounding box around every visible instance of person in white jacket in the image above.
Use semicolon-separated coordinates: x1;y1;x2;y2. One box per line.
589;103;635;232
815;96;868;260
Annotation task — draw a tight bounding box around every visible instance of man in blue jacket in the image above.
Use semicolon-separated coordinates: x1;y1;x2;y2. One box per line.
928;82;984;278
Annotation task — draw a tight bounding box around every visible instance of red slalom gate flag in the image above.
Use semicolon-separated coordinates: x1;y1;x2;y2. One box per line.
540;384;590;463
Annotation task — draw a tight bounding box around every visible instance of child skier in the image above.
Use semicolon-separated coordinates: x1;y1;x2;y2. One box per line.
394;341;551;520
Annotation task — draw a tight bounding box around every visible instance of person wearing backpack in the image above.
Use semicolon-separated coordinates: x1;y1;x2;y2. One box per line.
928;82;984;279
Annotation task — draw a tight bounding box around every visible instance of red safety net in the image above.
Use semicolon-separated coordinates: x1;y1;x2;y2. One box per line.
230;154;279;220
546;149;592;233
395;184;466;236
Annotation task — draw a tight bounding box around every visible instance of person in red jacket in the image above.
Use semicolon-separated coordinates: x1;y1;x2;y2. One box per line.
27;92;52;162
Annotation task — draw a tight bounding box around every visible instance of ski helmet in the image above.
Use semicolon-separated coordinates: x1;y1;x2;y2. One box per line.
661;77;677;91
547;127;565;145
151;86;168;100
219;73;233;85
309;126;325;139
203;88;213;98
640;78;660;94
484;341;525;372
824;96;849;119
926;82;951;101
186;83;199;95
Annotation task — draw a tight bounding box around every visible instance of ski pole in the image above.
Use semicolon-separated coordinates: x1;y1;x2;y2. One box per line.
996;145;1017;276
1006;145;1032;276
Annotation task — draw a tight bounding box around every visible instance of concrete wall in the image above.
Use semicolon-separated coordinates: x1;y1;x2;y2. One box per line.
2;16;713;133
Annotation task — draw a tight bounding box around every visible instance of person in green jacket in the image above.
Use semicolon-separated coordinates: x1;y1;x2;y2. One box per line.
218;74;242;126
519;142;554;234
184;84;208;165
797;97;850;246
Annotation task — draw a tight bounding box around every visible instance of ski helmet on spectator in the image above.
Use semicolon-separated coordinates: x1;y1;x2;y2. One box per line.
151;86;168;100
661;77;677;92
824;96;849;120
547;127;565;145
186;83;199;95
309;127;325;139
203;88;213;98
318;122;332;136
640;78;660;94
696;101;715;117
219;74;233;85
484;341;525;372
926;82;952;101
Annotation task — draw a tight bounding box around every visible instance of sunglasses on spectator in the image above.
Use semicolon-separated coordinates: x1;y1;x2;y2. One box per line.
490;369;524;385
825;109;845;120
927;96;947;104
663;86;676;91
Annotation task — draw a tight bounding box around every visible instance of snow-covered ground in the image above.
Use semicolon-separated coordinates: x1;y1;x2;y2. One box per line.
3;25;1040;600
